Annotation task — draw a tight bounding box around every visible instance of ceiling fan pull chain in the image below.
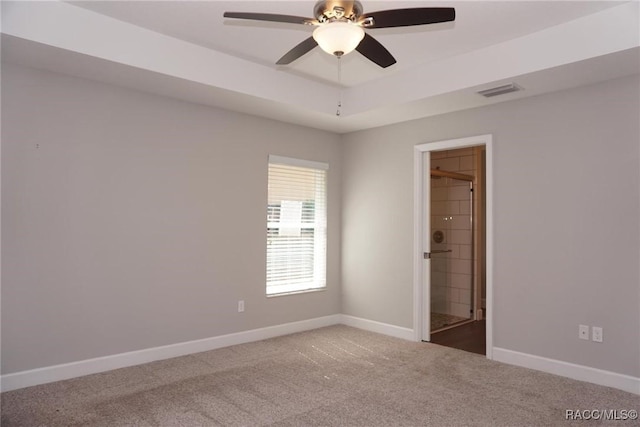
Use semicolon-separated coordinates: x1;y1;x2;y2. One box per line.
336;56;342;117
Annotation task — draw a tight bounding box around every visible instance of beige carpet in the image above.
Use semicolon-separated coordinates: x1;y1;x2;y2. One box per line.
1;325;637;426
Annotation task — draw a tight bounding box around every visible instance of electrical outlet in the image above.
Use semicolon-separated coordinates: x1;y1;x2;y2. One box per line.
592;326;603;343
578;324;589;340
238;300;245;313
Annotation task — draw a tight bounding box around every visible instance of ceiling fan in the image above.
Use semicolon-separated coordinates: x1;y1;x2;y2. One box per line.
223;1;455;68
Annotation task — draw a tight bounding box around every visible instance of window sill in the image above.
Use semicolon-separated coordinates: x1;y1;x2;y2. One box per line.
266;287;327;298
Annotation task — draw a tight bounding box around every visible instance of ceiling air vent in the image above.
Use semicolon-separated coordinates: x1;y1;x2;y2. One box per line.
477;83;523;98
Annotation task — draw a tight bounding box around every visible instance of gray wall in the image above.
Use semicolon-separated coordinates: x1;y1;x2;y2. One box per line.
3;61;639;380
1;63;342;374
341;75;640;377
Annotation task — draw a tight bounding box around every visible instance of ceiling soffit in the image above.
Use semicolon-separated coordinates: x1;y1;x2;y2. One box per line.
2;1;639;132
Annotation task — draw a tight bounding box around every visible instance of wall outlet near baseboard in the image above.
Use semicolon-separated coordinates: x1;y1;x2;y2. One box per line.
238;300;245;313
578;324;589;340
592;326;603;343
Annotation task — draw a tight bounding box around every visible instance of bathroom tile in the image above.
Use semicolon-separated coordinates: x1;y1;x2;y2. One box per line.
431;285;446;303
458;289;472;305
459;201;471;215
448;185;471;201
451;273;472;290
431;187;448;201
450;302;471;318
446;287;460;303
431;241;448;252
451;177;471;186
430;151;447;160
431;157;459;172
431;253;449;265
432;258;447;273
431;215;446;230
431;178;446;188
447;201;460;214
435;287;447;303
451;215;471;230
451;258;472;274
439;217;453;230
431;209;458;222
460;155;474;170
459;244;472;260
450;229;471;244
431;271;446;285
448;148;473;157
432;299;446;313
431;201;447;215
447;244;460;258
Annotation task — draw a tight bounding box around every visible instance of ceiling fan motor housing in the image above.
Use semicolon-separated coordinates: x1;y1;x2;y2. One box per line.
314;0;363;23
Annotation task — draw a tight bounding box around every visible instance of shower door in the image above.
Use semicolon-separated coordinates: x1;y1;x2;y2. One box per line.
429;171;474;332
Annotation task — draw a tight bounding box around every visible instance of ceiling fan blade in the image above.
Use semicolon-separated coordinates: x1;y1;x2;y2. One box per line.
276;37;318;65
356;33;396;68
361;8;455;29
223;12;316;26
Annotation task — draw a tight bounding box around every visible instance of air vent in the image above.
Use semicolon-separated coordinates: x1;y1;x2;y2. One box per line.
477;83;523;98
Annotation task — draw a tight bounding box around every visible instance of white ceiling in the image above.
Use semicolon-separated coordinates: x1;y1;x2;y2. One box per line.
2;1;639;133
66;0;628;86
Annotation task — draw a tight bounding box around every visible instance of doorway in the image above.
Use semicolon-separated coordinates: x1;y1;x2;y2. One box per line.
429;166;475;333
413;134;493;359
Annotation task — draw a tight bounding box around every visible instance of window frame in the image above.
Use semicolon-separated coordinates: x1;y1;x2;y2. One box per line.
266;155;328;297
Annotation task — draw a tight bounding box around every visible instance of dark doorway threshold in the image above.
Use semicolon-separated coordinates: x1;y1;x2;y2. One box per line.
429;319;486;355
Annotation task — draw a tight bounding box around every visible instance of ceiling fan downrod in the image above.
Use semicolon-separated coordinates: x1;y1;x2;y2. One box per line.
336;56;342;117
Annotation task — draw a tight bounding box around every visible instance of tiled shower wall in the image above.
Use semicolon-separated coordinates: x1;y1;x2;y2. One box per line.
430;148;476;320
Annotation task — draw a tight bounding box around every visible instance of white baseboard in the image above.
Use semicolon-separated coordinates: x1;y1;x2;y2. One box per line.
493;347;640;395
11;318;636;396
0;314;341;392
340;314;414;341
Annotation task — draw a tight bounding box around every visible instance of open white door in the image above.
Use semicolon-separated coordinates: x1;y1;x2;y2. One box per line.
413;134;494;359
420;152;432;342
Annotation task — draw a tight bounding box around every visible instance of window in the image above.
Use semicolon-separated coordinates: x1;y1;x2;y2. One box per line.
266;155;328;296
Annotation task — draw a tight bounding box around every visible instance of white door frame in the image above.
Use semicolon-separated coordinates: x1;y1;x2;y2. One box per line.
413;134;494;359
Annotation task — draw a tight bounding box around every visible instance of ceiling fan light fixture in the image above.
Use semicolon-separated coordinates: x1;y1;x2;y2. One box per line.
224;3;456;67
313;21;365;57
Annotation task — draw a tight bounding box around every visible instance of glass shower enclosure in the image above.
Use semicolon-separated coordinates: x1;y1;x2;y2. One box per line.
430;169;474;332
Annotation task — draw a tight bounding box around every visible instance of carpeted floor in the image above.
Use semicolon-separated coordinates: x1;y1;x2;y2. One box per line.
1;325;638;426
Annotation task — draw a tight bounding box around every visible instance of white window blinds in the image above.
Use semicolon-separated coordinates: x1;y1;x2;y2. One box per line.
267;156;328;296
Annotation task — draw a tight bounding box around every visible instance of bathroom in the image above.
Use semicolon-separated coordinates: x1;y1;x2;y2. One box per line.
429;146;486;352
